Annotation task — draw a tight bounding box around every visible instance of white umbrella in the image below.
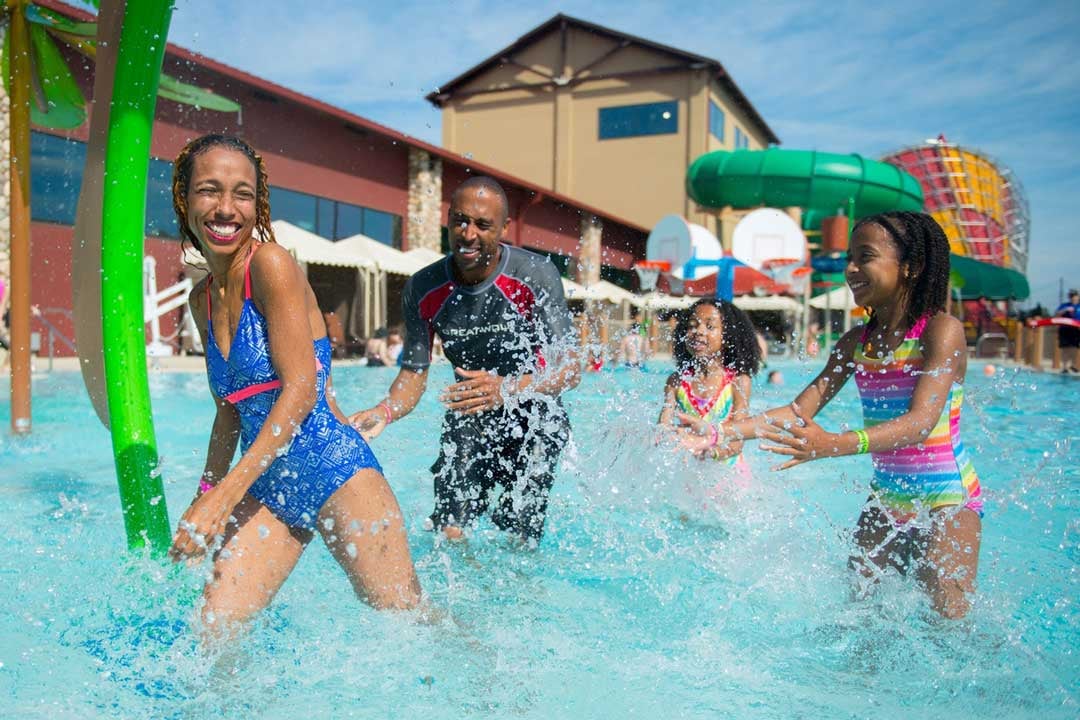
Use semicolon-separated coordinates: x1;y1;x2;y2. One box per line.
809;285;858;310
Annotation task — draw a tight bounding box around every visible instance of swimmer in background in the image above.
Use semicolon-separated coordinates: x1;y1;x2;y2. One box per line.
618;321;648;368
679;212;982;619
167;135;421;636
659;298;762;490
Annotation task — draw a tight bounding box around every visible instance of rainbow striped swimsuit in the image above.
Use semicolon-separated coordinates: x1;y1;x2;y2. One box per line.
675;369;749;475
854;316;983;524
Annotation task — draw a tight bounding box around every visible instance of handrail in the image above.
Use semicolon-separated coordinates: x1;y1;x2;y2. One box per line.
32;306;77;371
974;331;1009;359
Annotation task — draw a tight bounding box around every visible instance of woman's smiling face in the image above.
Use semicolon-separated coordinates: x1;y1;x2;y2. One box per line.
185;146;258;257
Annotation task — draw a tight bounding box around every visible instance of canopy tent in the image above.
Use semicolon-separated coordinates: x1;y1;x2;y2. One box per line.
562;278;638;304
592;280;637;304
809;285;857;310
337;233;424;276
735;295;804;313
631;292;696;311
271;221;375;270
950;254;1030;300
405;247;446;268
271;221;382;338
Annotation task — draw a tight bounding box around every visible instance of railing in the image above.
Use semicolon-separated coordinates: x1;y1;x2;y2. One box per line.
974;332;1009;359
32;307;77;372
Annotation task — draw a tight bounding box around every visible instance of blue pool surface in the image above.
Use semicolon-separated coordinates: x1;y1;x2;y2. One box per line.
1;359;1077;718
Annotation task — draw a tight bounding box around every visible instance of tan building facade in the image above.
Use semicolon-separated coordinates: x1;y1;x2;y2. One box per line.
429;15;779;238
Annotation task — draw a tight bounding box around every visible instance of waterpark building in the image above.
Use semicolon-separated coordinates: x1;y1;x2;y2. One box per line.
428;15;780;236
14;1;649;357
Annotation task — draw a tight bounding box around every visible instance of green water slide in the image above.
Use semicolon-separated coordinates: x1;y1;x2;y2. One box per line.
686;148;924;228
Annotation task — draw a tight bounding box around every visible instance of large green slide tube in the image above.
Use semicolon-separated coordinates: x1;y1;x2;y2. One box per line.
686;148;923;226
101;0;174;554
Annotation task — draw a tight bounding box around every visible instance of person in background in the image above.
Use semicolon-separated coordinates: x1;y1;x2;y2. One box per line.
618;322;648;368
1054;289;1080;373
364;327;390;367
386;326;404;365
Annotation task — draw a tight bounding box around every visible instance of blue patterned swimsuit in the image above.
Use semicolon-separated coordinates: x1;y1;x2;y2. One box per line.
204;243;381;529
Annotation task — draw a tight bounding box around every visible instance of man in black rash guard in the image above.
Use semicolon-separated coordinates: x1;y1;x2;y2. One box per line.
350;176;580;543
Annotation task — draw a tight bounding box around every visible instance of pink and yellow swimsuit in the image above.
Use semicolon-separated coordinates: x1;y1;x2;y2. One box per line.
675;368;751;483
854;316;983;525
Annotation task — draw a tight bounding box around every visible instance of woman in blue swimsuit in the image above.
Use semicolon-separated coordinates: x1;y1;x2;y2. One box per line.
168;135;421;633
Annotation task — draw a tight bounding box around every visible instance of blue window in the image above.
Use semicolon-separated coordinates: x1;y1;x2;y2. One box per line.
735;127;750;150
145;157;178;238
270;187;399;246
335;203;363;239
362;207;402;248
30;131;178;237
598;101;678;140
30;131;87;226
270;186;318;234
709;101;725;142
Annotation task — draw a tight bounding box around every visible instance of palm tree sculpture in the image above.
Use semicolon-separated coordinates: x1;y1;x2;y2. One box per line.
4;0;239;552
3;0;240;435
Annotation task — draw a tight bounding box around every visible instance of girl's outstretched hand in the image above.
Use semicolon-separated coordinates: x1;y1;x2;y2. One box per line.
674;411;718;458
757;403;839;470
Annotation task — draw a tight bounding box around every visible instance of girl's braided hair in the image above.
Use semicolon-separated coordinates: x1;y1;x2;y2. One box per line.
171;134;275;256
673;298;762;376
852;211;951;330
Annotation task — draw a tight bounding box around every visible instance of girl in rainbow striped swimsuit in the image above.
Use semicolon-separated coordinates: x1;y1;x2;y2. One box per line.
660;299;762;493
678;212;982;619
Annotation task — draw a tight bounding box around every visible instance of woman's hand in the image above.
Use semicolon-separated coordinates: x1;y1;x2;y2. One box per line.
169;485;238;562
757;403;842;470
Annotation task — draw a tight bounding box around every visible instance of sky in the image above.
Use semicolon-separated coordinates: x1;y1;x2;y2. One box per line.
158;0;1079;309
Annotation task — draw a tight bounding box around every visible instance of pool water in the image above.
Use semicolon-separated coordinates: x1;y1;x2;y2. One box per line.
1;360;1077;718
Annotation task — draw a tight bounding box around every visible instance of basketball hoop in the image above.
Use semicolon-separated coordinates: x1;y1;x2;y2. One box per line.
633;260;670;293
762;258;812;295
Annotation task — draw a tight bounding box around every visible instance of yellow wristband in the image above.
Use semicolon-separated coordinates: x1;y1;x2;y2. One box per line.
854;429;870;454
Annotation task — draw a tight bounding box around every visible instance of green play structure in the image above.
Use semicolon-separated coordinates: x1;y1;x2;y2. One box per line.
686;148;924;229
5;0;238;555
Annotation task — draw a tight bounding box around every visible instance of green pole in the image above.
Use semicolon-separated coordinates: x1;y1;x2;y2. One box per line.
101;0;174;554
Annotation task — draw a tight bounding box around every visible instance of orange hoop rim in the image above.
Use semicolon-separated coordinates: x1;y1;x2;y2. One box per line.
634;260;672;272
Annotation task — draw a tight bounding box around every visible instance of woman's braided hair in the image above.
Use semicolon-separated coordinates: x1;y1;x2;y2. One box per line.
171;134;275;256
852;211;951;331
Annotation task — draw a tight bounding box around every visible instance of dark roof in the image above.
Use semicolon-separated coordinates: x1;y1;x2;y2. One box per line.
426;13;780;145
38;0;649;234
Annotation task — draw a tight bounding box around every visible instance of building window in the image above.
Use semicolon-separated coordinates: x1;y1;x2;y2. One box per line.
30;131;178;237
30;131;87;226
709;101;725;142
336;203;363;239
362;207;402;248
145;157;178;238
598;101;678;140
734;127;750;150
270;186;318;234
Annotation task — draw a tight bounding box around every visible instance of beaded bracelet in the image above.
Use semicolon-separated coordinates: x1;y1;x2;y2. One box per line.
378;401;393;425
853;429;870;454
